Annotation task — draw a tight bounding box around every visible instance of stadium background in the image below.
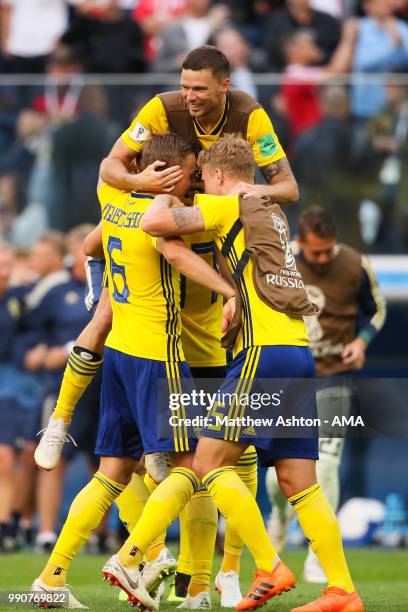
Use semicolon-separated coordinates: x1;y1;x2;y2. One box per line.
0;0;407;608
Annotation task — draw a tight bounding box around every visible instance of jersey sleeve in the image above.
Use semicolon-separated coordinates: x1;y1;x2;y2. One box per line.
194;194;239;237
247;107;286;167
121;96;170;152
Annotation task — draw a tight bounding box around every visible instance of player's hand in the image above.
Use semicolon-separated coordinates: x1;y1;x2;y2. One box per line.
131;161;183;193
44;346;69;370
24;343;47;372
222;296;236;333
341;338;367;370
230;182;270;198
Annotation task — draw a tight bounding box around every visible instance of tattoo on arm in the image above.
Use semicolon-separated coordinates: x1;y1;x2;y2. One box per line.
171;206;202;229
261;157;294;183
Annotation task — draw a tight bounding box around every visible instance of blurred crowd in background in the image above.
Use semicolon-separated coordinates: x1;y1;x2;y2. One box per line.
1;0;408;555
0;0;407;251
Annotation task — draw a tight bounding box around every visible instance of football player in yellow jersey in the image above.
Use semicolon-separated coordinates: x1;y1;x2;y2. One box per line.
100;45;298;205
111;136;364;612
35;44;297;470
31;134;238;609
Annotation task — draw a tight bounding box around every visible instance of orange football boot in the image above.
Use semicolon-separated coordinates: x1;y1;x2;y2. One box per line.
236;561;296;610
291;587;364;612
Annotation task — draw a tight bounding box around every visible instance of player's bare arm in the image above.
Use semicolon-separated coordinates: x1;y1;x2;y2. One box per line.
157;237;234;301
142;197;205;237
83;222;104;258
233;157;299;204
100;137;183;193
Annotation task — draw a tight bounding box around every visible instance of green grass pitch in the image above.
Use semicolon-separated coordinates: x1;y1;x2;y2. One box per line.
0;548;407;611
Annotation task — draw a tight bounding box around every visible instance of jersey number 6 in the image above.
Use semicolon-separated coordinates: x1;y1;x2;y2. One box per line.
107;236;130;304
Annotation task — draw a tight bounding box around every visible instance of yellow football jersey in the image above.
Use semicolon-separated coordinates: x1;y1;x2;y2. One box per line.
195;193;309;355
99;183;184;362
181;232;226;368
121;95;285;168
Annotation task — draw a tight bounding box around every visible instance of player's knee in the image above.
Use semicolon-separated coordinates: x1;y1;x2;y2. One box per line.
191;456;213;481
99;457;136;486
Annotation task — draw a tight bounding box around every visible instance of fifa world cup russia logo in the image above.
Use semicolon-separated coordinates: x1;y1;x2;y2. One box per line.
304;285;326;342
271;213;297;271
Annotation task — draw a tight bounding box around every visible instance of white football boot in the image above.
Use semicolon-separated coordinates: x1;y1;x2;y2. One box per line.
142;547;177;593
215;571;242;607
34;415;76;470
30;578;88;609
102;554;156;609
178;592;212;609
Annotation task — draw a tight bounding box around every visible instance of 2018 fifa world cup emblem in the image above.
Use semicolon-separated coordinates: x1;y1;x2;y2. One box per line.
271;213;297;271
304;285;326;341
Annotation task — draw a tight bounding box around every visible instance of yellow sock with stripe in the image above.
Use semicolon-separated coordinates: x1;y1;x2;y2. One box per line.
54;346;102;422
143;471;166;562
40;471;124;586
119;468;199;568
222;452;258;573
116;473;149;532
181;489;218;596
204;467;279;572
289;483;354;592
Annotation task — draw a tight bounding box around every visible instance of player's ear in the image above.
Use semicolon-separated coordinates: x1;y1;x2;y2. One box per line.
221;77;230;93
215;168;224;185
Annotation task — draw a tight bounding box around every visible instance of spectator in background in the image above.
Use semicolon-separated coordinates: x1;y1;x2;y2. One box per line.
214;1;284;50
0;241;33;552
20;228;100;552
49;86;118;232
0;0;72;73
153;0;229;72
293;86;362;245
133;0;188;62
280;28;355;142
264;0;342;70
0;47;84;246
367;77;408;250
348;0;408;121
61;0;146;73
213;27;258;98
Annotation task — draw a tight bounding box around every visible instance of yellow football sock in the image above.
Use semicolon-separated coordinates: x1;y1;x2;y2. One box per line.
116;473;149;532
222;453;258;573
40;472;124;586
143;471;166;561
289;483;354;592
178;504;191;576
203;467;279;572
119;468;199;568
182;489;217;596
54;346;102;421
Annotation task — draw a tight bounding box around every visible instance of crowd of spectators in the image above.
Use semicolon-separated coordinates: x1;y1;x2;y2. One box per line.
0;0;408;251
0;229;112;553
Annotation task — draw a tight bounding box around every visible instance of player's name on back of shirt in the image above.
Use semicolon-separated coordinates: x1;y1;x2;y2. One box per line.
101;203;144;229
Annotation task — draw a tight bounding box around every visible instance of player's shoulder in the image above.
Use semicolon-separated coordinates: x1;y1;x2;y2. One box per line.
229;88;262;114
156;90;184;111
337;243;362;265
98;182;128;206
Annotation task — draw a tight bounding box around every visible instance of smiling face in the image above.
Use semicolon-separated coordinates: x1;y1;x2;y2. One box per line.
180;68;229;120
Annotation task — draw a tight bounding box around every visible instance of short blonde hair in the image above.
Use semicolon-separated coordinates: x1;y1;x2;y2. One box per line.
198;134;255;182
